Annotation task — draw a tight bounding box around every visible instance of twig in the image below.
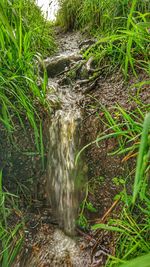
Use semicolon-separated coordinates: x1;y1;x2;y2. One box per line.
91;198;120;257
95;197;121;224
76;228;96;243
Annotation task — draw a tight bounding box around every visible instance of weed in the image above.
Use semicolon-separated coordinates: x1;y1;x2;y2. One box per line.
58;0;150;77
77;182;97;230
92;113;150;266
0;0;56;165
0;170;24;267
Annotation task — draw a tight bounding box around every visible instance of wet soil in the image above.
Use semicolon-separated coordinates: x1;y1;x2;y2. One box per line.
81;70;149;213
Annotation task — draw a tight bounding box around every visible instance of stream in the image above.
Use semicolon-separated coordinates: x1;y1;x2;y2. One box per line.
36;1;83;235
47;85;82;234
45;27;86;235
13;22;92;267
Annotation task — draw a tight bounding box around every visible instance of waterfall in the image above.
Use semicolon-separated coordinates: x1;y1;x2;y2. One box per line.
47;82;84;234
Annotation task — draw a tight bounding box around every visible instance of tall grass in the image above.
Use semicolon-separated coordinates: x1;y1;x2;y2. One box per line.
57;0;81;30
0;1;55;263
58;0;150;77
83;0;150;78
0;0;55;162
92;113;150;266
76;102;149;265
58;0;150;31
0;171;24;267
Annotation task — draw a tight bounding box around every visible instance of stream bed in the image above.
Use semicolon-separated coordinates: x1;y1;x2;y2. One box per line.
13;31;92;267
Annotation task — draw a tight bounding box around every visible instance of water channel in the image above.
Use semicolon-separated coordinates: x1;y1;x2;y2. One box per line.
13;3;91;266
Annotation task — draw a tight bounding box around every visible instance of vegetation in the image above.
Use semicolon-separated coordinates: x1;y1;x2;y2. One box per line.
76;107;150;265
92;112;150;266
0;0;56;265
0;0;149;266
58;0;150;78
0;171;23;267
58;0;150;265
0;0;56;158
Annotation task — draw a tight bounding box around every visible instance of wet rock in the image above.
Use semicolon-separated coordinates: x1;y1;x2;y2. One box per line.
45;56;71;78
58;77;72;86
79;39;96;49
44;54;82;78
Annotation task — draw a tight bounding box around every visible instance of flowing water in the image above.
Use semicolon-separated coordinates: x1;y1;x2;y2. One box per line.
13;41;91;267
43;21;86;235
47;74;83;234
12;4;91;262
36;0;83;235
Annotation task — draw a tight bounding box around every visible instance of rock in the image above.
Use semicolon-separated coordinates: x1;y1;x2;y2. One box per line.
44;53;82;78
58;77;72;86
45;56;71;78
79;39;96;49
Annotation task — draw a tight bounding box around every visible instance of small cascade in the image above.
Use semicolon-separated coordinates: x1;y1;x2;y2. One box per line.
47;81;84;234
47;110;81;233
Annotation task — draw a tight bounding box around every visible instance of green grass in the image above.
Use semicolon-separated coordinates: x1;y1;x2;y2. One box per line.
58;0;150;78
58;0;150;265
119;253;150;267
91;113;150;266
76;103;149;265
58;0;150;31
0;171;24;267
57;0;81;30
0;0;56;164
0;1;56;264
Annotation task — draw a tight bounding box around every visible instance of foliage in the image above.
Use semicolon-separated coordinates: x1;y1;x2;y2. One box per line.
0;171;24;267
58;0;150;32
17;0;56;56
84;9;150;78
0;0;55;163
0;2;56;262
92;113;150;266
58;0;150;77
119;253;150;267
76;96;149;264
77;183;97;229
57;0;81;30
132;112;150;204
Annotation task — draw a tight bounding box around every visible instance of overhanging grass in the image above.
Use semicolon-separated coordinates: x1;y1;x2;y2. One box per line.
92;113;150;266
0;170;24;267
0;0;56;162
58;0;150;78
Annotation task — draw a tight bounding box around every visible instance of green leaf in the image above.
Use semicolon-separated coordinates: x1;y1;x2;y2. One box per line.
86;202;97;212
119;253;150;267
91;223;125;233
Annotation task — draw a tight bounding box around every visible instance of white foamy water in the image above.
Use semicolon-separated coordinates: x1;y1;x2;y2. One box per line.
36;0;59;20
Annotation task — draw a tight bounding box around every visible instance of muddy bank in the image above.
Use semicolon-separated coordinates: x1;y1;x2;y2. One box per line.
0;115;48;202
